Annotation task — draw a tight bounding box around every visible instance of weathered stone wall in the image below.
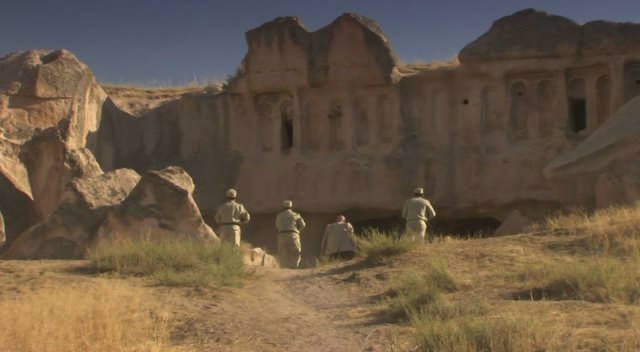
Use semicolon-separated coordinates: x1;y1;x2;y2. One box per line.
83;9;640;257
4;9;638;258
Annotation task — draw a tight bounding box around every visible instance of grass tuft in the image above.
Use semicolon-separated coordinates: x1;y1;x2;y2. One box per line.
355;227;418;262
0;281;170;352
88;239;246;287
521;257;640;304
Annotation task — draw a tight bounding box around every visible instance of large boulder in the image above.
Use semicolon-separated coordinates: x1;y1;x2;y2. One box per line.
20;128;103;219
92;166;219;247
3;169;141;259
0;137;39;249
0;49;107;148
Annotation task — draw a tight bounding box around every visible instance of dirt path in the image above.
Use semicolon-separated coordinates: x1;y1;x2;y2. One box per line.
165;263;413;352
0;259;413;351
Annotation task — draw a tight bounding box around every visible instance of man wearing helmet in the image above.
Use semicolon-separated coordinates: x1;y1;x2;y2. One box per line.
402;187;437;242
275;200;306;268
215;188;251;247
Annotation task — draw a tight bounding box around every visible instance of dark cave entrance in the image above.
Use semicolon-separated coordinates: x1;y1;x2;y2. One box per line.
347;210;502;238
569;98;587;133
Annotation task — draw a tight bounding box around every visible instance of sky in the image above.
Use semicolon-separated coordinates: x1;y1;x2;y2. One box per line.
1;0;639;86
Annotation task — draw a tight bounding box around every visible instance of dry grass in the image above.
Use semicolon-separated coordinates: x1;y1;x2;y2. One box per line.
355;227;419;262
531;202;640;257
385;260;549;351
410;313;549;352
0;280;171;352
88;239;246;287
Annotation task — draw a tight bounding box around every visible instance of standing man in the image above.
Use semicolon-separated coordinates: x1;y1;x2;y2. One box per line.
276;200;306;268
402;187;436;243
215;188;251;247
320;215;357;260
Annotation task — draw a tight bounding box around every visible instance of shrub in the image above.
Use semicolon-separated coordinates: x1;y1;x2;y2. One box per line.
0;281;170;352
88;239;246;287
356;227;418;262
387;260;463;320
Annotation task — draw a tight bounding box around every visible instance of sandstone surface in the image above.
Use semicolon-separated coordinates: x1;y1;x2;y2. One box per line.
4;168;141;259
92;166;219;247
3;8;640;258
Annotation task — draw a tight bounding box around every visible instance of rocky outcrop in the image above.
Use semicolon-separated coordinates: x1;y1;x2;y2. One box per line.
4;168;141;259
544;96;640;208
0;49;107;148
459;8;640;63
20;127;103;219
0;49;108;248
92;166;218;248
228;12;400;92
242;246;279;268
459;9;581;62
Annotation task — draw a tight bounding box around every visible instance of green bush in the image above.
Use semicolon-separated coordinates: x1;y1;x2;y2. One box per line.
87;239;246;287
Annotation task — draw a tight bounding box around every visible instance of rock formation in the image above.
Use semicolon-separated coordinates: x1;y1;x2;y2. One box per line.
4;168;141;259
3;8;640;258
92;166;218;247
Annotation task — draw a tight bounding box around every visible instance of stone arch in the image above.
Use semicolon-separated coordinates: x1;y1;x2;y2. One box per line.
596;75;611;127
328;100;343;151
568;78;587;133
509;81;528;139
353;98;369;147
536;80;554;138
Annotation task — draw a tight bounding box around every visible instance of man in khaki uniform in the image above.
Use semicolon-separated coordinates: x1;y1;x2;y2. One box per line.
215;188;251;247
320;215;357;260
402;187;436;242
275;200;306;268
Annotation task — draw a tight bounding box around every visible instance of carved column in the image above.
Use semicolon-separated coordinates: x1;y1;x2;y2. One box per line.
609;60;626;113
585;76;598;132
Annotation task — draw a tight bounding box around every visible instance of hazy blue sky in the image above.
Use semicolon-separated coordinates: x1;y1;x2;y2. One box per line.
1;0;638;85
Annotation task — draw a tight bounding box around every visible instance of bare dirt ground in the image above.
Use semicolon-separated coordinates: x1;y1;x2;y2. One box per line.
0;258;413;352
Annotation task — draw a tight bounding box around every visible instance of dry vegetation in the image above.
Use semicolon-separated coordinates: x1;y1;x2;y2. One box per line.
0;279;171;352
1;204;640;351
88;239;247;287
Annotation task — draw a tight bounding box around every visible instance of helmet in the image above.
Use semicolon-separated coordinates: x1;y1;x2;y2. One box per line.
282;200;293;208
414;187;424;196
225;188;237;198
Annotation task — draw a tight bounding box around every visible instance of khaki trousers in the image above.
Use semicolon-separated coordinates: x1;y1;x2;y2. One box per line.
219;225;241;247
278;232;301;268
405;220;427;242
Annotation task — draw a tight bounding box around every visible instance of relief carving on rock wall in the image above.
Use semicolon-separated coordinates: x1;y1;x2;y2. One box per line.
352;98;369;147
509;81;529;141
280;99;294;153
596;75;611;127
376;95;393;144
536;80;554;139
256;98;274;152
328;100;344;151
302;100;323;151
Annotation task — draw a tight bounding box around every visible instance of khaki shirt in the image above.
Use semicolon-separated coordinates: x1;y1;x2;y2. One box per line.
276;209;306;233
402;197;436;222
321;222;356;256
215;200;250;226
